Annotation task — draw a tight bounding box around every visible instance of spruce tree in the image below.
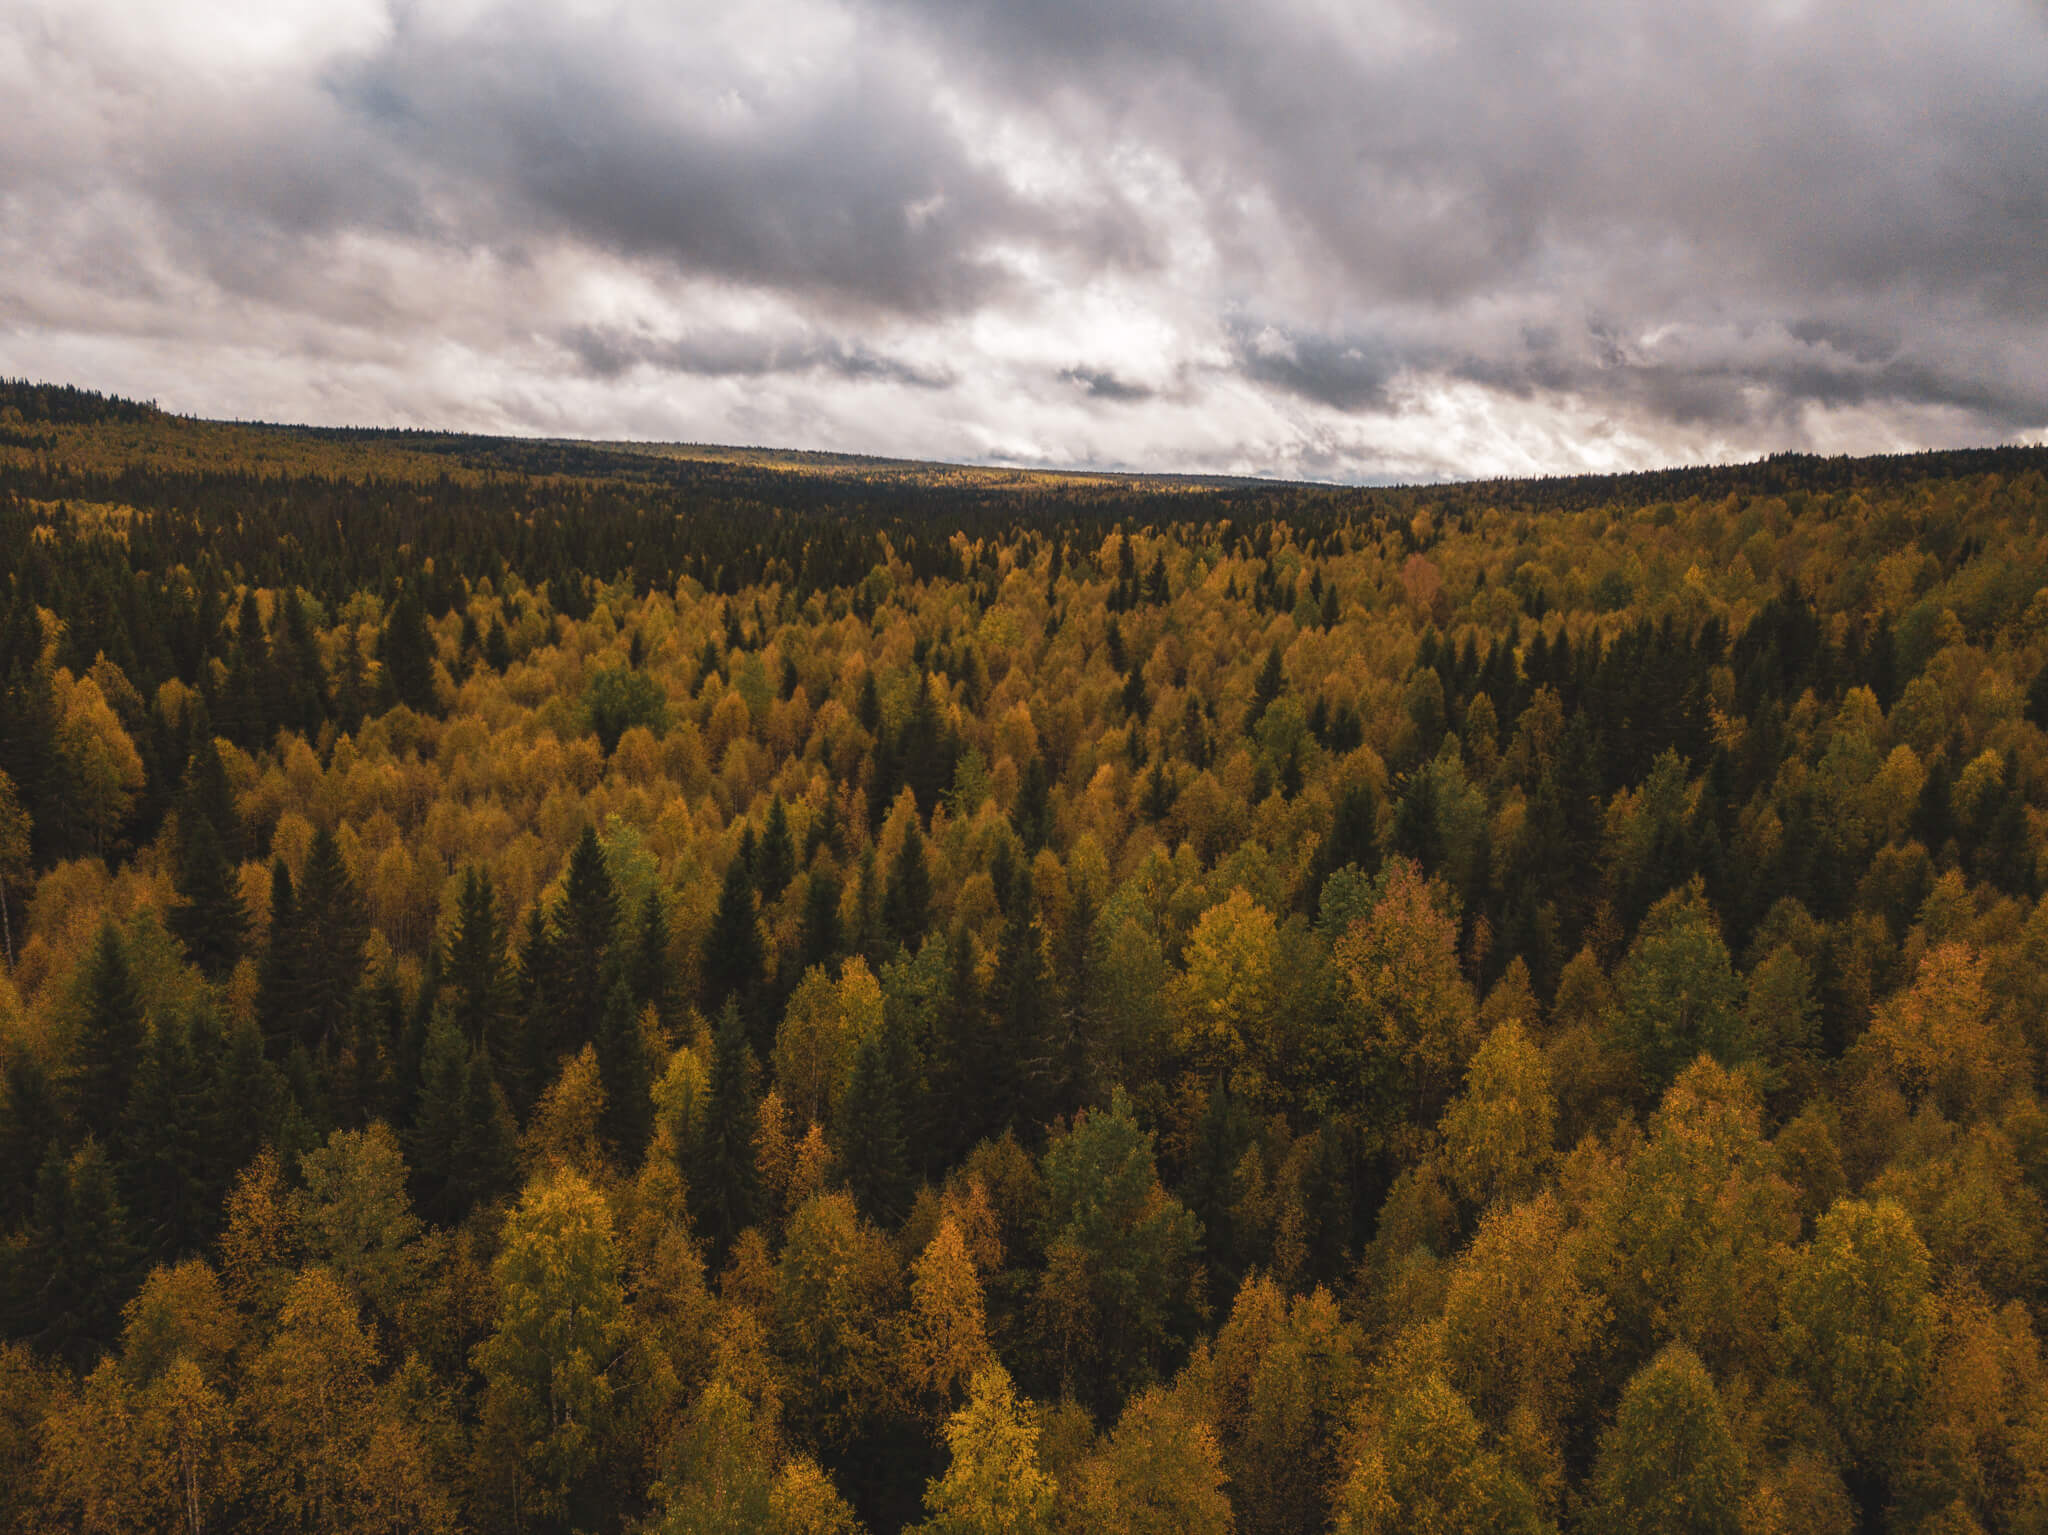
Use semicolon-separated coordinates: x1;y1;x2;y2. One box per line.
451;1048;519;1217
881;823;933;954
446;866;515;1049
756;797;796;899
74;921;144;1146
628;886;672;1027
595;974;652;1164
256;858;299;1056
409;1017;470;1225
701;853;764;1047
294;826;368;1053
798;868;843;975
835;1010;917;1228
167;808;246;979
558;825;620;1048
0;1051;60;1226
19;1141;140;1370
380;583;439;715
120;1008;206;1259
690;1000;759;1267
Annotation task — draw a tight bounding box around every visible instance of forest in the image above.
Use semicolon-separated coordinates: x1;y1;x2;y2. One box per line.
3;377;2048;1534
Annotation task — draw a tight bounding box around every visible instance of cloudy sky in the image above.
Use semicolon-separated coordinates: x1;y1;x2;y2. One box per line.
2;0;2045;481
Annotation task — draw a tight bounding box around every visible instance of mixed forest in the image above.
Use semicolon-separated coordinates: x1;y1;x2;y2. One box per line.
5;378;2048;1535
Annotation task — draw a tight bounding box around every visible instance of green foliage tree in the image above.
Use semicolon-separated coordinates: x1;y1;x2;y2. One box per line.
1587;1344;1744;1535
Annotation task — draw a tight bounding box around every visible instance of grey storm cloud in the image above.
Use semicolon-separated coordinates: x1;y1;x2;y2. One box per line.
0;0;2044;478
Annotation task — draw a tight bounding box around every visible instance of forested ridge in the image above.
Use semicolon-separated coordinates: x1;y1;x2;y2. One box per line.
4;378;2048;1534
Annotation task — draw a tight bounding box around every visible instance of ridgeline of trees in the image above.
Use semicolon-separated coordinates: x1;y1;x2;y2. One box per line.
3;384;2048;1534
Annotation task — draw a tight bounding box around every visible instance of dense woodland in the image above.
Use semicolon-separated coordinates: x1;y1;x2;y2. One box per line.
4;379;2048;1534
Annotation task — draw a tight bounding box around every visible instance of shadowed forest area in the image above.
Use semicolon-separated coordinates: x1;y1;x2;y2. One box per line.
4;380;2048;1534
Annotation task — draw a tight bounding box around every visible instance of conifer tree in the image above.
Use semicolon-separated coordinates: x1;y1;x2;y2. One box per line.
167;809;245;979
445;866;514;1050
702;852;765;1047
835;1010;916;1227
379;584;438;716
881;822;933;953
557;825;620;1048
291;827;369;1054
75;921;144;1147
17;1140;140;1370
800;868;844;975
628;886;672;1026
690;1000;760;1266
0;1051;60;1227
119;1008;207;1258
595;974;652;1163
256;858;300;1057
757;796;796;900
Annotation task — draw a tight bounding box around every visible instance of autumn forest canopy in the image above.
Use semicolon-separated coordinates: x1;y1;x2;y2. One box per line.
6;378;2048;1534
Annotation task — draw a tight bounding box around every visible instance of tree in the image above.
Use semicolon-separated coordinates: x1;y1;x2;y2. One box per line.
380;583;439;715
167;809;246;978
1036;1088;1202;1408
445;866;516;1050
704;852;766;1048
1440;1020;1555;1209
1783;1198;1935;1497
907;1218;991;1413
1331;858;1477;1130
773;1191;901;1454
916;1364;1055;1535
0;768;29;966
476;1170;629;1527
1614;882;1743;1095
294;1122;423;1321
835;1007;917;1227
757;797;797;900
1588;1344;1744;1535
1331;1372;1548;1535
1075;1387;1233;1535
584;663;668;753
75;920;147;1146
1173;889;1281;1090
882;822;934;953
292;825;370;1053
692;1000;761;1267
596;974;654;1162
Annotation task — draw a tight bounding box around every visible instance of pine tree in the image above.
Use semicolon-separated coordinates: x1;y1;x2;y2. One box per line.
295;825;369;1054
834;1010;917;1227
445;866;515;1050
881;822;933;954
380;584;438;715
18;1140;141;1371
257;858;300;1057
451;1048;519;1216
0;1050;60;1226
594;974;652;1164
484;614;513;673
119;1008;207;1259
799;869;843;975
756;797;796;899
557;825;619;1049
167;809;246;979
408;1017;469;1225
75;921;145;1146
702;852;765;1047
628;886;672;1027
690;1000;759;1267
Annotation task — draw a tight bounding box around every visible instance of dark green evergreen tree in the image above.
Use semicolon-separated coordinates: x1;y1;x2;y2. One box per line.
167;809;245;979
119;1008;208;1259
595;974;653;1164
14;1141;139;1371
74;921;144;1147
798;869;843;975
756;797;796;899
292;826;368;1053
446;866;515;1050
689;1000;759;1267
0;1051;61;1227
880;823;933;954
834;1010;917;1228
557;825;620;1049
380;583;439;715
628;886;673;1027
702;852;765;1047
